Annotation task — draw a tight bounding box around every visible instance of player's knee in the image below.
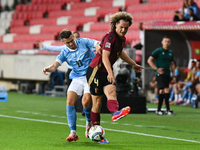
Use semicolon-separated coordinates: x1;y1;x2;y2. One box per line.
82;98;91;108
67;98;75;106
82;94;91;108
106;88;116;98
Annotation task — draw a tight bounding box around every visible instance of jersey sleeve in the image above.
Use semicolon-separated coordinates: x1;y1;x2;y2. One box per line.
83;38;97;58
83;38;98;48
43;45;65;52
101;33;114;52
55;49;66;65
151;48;159;59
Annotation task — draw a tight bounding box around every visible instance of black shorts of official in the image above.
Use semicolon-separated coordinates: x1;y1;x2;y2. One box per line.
156;74;171;90
86;66;114;95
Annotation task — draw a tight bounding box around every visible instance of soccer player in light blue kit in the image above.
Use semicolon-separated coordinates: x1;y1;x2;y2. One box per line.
42;29;99;142
37;31;80;88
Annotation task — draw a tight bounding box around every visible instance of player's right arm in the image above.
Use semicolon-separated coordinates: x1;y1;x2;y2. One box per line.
147;55;164;74
42;61;60;75
43;48;66;75
36;42;65;52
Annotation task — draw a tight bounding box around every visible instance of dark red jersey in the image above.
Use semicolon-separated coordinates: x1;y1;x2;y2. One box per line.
89;30;126;72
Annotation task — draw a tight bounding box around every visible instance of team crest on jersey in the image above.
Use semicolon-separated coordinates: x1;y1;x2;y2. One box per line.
76;51;79;54
105;42;111;48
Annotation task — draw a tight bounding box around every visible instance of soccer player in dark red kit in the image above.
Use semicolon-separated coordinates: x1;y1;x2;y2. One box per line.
86;12;144;143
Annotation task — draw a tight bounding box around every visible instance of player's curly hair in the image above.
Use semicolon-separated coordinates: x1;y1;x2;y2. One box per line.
110;11;133;31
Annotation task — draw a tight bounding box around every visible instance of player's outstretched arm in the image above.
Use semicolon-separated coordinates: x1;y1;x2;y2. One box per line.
120;50;144;73
36;42;65;52
42;61;60;75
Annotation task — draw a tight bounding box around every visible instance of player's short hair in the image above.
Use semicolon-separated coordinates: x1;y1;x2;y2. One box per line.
60;29;72;39
110;11;133;31
162;36;170;40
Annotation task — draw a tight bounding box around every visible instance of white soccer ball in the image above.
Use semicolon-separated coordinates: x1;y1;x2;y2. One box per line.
88;125;105;142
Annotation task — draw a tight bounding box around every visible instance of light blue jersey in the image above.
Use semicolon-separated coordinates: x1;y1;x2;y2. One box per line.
43;45;73;69
56;38;97;79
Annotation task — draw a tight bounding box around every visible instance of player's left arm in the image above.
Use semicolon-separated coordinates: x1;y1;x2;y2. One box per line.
102;50;115;84
120;50;144;73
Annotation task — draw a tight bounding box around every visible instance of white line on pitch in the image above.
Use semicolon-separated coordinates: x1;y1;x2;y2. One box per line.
0;114;200;144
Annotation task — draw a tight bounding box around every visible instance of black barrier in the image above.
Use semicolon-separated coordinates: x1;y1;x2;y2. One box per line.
100;95;147;114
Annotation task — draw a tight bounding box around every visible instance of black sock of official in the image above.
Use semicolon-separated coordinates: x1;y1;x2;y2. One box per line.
164;93;170;111
158;94;164;111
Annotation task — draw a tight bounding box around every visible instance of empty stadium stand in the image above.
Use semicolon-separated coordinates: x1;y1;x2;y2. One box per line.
1;0;200;51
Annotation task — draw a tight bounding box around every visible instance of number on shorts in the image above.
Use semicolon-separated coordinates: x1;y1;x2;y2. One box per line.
94;78;99;86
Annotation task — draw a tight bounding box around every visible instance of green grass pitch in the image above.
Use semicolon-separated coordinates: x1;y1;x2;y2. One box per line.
0;92;200;150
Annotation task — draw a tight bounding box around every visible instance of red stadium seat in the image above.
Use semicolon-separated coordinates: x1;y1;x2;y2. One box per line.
0;42;35;50
48;9;84;18
96;7;121;18
16;4;23;12
32;0;80;4
129;22;141;30
13;33;57;42
78;31;106;41
148;0;176;3
124;30;140;44
21;4;30;11
130;11;174;21
12;11;45;20
10;19;26;27
47;4;65;12
125;0;141;6
10;26;30;34
127;1;182;13
51;40;63;46
68;15;100;26
29;18;57;26
90;0;113;2
70;1;113;10
1;50;19;54
89;22;110;31
40;24;78;34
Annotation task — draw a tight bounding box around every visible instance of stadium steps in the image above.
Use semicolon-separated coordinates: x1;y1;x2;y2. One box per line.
127;1;182;12
16;3;65;13
31;0;80;5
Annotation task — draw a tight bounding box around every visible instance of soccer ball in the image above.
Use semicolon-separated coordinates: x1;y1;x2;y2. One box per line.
88;125;105;142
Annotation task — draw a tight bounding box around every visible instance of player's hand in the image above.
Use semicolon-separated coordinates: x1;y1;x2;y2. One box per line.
157;68;164;74
107;73;115;84
36;42;43;49
133;64;144;73
96;45;102;55
42;67;49;75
